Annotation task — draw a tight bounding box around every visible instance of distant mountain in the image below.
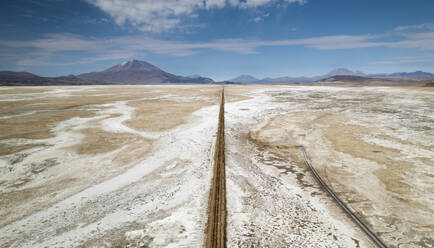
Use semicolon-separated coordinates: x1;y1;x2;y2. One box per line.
368;71;434;81
186;74;214;83
2;63;433;86
0;71;40;80
186;74;201;79
260;76;316;83
0;71;101;86
230;75;260;83
316;75;430;86
324;68;366;77
229;68;368;83
0;60;214;85
319;75;377;83
229;68;434;83
79;60;214;84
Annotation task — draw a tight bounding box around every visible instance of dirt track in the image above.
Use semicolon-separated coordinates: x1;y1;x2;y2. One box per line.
206;88;227;248
301;146;386;248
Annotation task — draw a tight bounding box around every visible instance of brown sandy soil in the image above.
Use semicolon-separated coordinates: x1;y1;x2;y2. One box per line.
73;128;149;155
223;85;374;247
0;85;221;230
0;87;52;94
225;85;433;248
124;86;220;132
1;84;432;247
313;112;434;247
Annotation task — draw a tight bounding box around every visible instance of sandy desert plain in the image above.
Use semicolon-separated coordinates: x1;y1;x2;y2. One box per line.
0;84;433;248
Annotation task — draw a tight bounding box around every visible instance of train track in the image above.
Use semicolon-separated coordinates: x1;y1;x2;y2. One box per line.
206;88;227;248
300;114;387;248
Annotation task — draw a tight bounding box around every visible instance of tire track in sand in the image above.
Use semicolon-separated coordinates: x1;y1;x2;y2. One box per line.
301;113;387;248
206;88;226;248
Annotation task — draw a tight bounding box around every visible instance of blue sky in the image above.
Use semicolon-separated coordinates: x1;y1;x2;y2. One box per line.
0;0;433;81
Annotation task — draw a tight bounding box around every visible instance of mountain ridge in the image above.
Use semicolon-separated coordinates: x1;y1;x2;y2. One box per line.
0;60;214;85
78;59;214;84
0;71;102;86
1;61;433;86
229;68;434;83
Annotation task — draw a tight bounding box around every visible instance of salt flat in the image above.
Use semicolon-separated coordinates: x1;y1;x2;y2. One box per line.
0;85;432;248
225;85;433;248
0;85;220;247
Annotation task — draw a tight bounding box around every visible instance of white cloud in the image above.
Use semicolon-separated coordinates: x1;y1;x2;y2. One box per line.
85;0;306;32
86;0;200;32
16;52;136;66
238;0;305;8
263;35;380;50
0;33;95;51
287;0;307;4
0;34;379;61
238;0;273;8
373;55;434;65
251;12;269;22
395;23;434;31
382;32;434;50
205;0;227;8
2;26;434;67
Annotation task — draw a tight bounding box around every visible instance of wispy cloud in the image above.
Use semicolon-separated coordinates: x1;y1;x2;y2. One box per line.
251;12;270;23
2;26;434;68
372;54;434;65
85;0;306;32
0;34;375;65
395;22;434;31
382;32;434;50
15;52;137;67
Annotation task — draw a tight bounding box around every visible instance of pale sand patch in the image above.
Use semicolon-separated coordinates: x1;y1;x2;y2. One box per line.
0;86;220;247
224;86;374;247
0;85;221;245
223;84;433;247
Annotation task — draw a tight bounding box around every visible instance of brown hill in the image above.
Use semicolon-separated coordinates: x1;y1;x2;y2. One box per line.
78;60;213;84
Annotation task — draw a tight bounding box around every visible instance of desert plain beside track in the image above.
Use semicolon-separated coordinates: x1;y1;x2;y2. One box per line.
0;85;432;247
